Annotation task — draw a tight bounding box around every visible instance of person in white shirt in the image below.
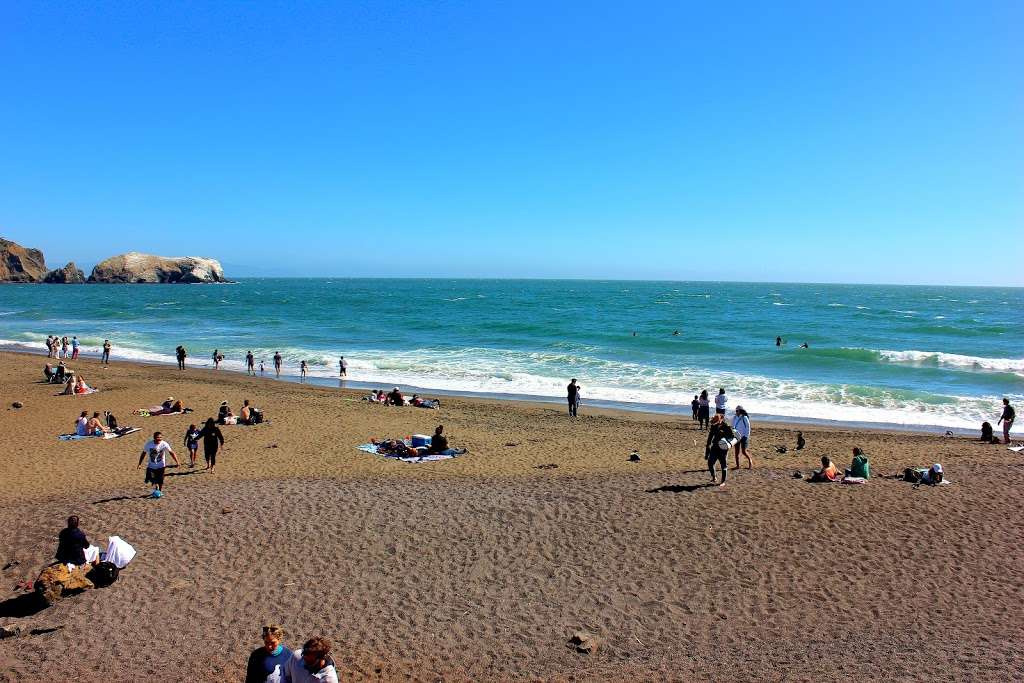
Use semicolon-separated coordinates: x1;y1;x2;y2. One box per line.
75;411;89;436
715;388;728;415
287;637;339;683
136;431;180;495
732;406;753;470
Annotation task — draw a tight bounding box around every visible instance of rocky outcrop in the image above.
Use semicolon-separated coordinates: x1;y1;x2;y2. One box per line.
0;238;48;282
43;262;86;284
88;252;228;284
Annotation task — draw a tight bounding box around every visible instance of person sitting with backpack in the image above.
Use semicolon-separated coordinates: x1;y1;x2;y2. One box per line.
239;400;264;425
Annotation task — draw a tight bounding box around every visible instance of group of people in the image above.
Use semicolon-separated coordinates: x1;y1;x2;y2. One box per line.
45;335;79;360
246;627;338;683
806;448;872;482
690;388;730;430
375;425;462;457
364;387;439;408
217;399;265;425
184;347;352;383
703;407;753;487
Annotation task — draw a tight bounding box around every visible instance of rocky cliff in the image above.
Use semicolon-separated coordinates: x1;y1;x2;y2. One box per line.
88;252;228;283
0;238;48;282
43;262;86;284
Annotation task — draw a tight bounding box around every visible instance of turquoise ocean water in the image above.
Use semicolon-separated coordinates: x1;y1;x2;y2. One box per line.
1;279;1021;432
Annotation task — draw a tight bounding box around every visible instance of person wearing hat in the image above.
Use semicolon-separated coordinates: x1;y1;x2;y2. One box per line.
920;463;944;485
387;387;405;406
731;405;753;470
246;624;292;683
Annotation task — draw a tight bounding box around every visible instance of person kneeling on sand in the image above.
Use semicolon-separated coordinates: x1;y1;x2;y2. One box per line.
55;516;98;568
288;636;339;683
246;624;292;683
844;447;870;479
808;456;839;482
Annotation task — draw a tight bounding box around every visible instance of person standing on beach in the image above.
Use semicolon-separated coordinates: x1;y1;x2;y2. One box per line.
101;339;111;365
287;637;338;683
259;360;265;376
697;390;710;430
71;336;80;359
137;431;179;496
176;345;187;370
246;625;292;683
213;349;221;369
999;398;1015;444
197;418;224;472
273;352;282;378
300;360;308;380
691;395;699;422
339;356;347;378
715;388;727;416
705;414;733;487
732;406;753;469
567;379;580;417
246;351;255;376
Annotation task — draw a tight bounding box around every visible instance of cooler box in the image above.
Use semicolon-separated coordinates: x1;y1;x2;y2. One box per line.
411;434;431;448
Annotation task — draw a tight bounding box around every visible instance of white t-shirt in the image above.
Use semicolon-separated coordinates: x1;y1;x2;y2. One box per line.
715;393;727;410
288;650;339;683
143;440;172;468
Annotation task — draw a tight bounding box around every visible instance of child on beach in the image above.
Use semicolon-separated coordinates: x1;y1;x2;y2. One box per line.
184;424;200;468
808;456;839;482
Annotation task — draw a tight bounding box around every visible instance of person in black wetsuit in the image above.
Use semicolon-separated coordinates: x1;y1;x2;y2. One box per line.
197;417;225;472
175;345;187;370
567;379;579;417
55;515;93;566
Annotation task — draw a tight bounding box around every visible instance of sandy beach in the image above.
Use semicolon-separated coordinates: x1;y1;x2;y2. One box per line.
0;350;1021;682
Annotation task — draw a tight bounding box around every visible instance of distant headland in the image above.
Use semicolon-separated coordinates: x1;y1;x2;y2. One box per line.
0;238;229;283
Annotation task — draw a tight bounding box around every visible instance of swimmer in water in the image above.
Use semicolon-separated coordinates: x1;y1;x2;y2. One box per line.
799;342;809;349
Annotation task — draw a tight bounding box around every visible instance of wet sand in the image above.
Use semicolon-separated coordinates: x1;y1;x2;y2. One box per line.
0;350;1021;681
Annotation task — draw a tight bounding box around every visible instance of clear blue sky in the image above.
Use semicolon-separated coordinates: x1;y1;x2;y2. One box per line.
1;1;1021;285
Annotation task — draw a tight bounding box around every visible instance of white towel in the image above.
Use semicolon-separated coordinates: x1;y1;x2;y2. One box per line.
105;536;136;568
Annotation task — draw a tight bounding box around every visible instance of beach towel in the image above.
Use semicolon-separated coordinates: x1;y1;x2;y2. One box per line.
56;388;98;396
357;440;465;463
1008;446;1024;453
58;427;140;441
133;409;189;417
841;476;867;485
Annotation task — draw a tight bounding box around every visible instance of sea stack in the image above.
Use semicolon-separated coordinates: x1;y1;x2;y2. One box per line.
88;252;228;283
43;262;86;284
0;238;48;282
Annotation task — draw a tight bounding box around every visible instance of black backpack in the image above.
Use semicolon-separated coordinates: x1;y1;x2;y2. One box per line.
87;561;119;588
251;408;264;424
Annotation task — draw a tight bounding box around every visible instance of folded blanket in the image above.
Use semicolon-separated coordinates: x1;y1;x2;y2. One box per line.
59;427;140;441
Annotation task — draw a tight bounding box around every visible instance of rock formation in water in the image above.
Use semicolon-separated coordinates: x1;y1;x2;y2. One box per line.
88;252;228;283
43;262;86;284
0;238;48;282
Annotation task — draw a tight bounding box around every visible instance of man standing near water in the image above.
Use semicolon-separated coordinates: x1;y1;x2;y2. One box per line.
273;352;282;378
567;379;580;417
999;398;1015;444
175;345;187;370
339;356;347;378
101;339;111;365
715;388;728;415
246;350;255;376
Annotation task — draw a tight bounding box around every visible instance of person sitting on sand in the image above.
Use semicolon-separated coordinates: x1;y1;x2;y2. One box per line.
426;425;462;455
218;401;236;425
920;463;944;485
796;432;806;450
808;456;839;482
85;411;109;435
73;375;92;395
44;363;54;382
387;387;405;406
845;447;870;479
55;516;97;568
75;411;90;436
239;400;253;424
981;421;996;443
287;636;338;683
246;624;292;683
61;375;77;395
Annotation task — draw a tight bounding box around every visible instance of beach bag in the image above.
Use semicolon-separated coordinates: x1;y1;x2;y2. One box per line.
718;438;736;451
251;408;264;424
87;561;119;588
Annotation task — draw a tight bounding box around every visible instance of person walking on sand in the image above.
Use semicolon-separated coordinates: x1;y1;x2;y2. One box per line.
137;431;179;496
101;339;111;365
339;356;347;378
999;398;1015;444
273;352;282;378
246;625;292;683
732;405;753;469
184;423;201;468
697;390;710;431
567;379;580;417
175;345;187;370
705;414;734;487
715;387;727;416
197;418;225;472
287;636;339;683
246;350;255;376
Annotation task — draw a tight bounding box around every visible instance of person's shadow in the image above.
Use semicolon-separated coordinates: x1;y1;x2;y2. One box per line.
0;593;47;618
646;483;716;493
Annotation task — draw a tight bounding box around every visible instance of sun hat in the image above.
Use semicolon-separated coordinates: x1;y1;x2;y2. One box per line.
932;463;943;473
166;396;174;401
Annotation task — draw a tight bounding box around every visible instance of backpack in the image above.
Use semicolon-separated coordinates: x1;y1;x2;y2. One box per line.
87;561;119;588
251;408;264;424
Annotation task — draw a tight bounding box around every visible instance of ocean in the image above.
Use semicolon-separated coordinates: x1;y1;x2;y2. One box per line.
1;279;1020;432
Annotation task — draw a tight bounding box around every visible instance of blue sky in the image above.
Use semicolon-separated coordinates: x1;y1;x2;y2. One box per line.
1;1;1021;285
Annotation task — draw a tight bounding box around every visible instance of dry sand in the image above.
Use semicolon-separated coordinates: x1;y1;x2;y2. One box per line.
0;350;1021;681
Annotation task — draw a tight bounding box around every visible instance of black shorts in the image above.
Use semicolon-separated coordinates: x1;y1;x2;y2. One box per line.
145;467;165;486
715;408;726;415
204;448;217;466
738;436;749;448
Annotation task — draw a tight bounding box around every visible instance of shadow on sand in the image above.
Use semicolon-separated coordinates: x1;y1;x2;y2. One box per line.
646;483;716;494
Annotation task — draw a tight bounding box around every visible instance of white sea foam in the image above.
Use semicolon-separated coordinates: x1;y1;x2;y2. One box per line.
878;349;1024;373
